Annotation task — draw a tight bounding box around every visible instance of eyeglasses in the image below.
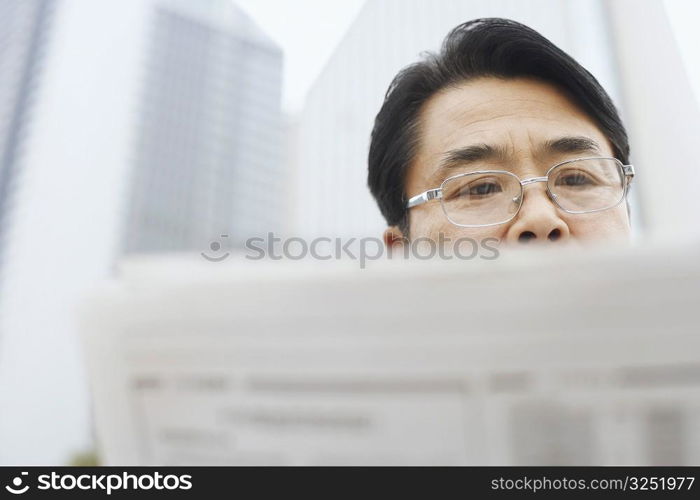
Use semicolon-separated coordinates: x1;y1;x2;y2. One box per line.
406;157;635;228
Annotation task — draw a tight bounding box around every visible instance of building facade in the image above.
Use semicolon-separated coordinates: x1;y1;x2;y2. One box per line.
0;0;55;276
0;0;283;463
123;0;283;252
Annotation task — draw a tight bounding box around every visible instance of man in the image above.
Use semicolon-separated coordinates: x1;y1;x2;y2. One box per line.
368;18;634;251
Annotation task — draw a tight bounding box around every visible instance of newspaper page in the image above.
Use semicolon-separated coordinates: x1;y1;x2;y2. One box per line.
80;243;700;465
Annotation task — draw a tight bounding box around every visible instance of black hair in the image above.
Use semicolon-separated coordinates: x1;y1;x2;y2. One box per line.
367;18;629;235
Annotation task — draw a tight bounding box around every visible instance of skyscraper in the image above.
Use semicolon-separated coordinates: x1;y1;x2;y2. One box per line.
123;0;283;252
0;0;283;464
0;0;55;274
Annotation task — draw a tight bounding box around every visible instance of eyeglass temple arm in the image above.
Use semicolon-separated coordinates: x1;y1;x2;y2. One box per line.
406;188;442;208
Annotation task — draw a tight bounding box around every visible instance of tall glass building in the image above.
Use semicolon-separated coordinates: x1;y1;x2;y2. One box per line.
124;0;283;252
0;0;283;464
0;0;55;275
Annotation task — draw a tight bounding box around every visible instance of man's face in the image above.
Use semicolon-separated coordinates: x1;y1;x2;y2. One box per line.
393;77;631;247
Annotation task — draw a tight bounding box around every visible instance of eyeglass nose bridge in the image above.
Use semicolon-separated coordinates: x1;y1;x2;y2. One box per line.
511;176;553;206
519;176;548;186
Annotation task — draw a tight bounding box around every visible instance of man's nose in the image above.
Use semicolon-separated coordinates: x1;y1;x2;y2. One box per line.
504;183;570;244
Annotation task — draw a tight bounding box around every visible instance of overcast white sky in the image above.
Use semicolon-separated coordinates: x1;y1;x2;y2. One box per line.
233;0;366;113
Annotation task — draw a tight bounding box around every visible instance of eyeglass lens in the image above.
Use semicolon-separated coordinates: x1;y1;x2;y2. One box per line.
440;158;625;226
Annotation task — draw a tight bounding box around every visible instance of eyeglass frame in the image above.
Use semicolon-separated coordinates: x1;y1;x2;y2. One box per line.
405;156;635;228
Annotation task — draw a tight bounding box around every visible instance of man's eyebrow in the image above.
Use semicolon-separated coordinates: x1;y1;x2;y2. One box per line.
431;136;604;182
542;136;603;155
438;143;508;170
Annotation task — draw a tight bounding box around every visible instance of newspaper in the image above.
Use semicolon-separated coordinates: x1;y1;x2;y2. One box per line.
81;242;700;465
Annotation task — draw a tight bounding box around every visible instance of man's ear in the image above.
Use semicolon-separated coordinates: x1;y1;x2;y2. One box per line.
383;226;407;250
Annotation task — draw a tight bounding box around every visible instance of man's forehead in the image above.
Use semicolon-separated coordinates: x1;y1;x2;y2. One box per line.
420;78;599;146
411;77;612;183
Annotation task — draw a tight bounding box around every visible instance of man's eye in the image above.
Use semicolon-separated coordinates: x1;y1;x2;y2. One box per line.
556;172;594;187
467;182;502;196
